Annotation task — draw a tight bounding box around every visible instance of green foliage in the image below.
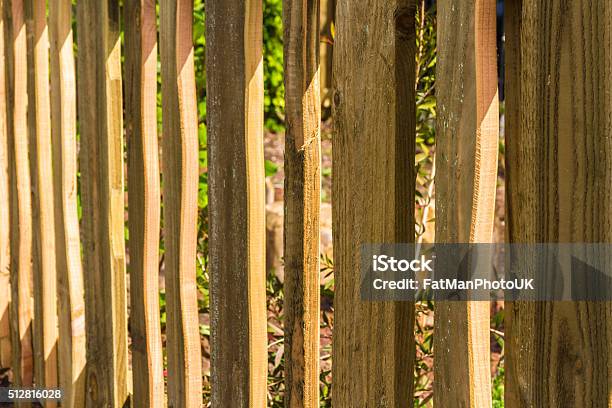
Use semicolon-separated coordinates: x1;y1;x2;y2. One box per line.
266;255;335;407
415;2;436;151
263;0;285;131
492;366;505;407
415;1;437;242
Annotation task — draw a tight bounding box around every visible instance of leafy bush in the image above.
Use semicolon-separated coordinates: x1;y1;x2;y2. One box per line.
263;0;285;131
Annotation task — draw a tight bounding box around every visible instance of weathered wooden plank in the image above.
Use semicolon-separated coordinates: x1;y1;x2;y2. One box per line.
4;0;34;390
0;0;11;370
282;0;320;406
25;0;58;397
505;1;612;406
160;1;203;406
434;0;498;406
76;1;129;406
206;0;267;405
48;0;86;406
331;0;416;405
125;0;164;406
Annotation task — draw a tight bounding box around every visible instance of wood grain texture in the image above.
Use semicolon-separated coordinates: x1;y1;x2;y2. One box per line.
435;1;498;407
25;0;58;397
505;1;612;406
0;0;11;370
125;1;164;406
331;0;416;405
76;1;129;406
206;0;267;405
4;0;34;391
48;0;86;406
160;1;203;406
282;0;320;406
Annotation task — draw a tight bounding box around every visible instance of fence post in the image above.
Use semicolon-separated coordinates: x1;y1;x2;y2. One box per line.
0;0;11;371
434;0;497;406
159;1;203;407
25;0;58;397
505;1;612;405
125;1;164;407
76;1;129;406
48;0;86;406
4;0;34;390
331;0;416;405
282;0;321;406
207;0;268;405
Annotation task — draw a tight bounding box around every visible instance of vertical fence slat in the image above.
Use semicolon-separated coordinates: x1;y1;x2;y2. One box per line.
25;0;58;396
160;1;203;406
282;0;321;406
126;0;164;406
505;1;612;406
434;0;497;406
76;1;129;405
0;0;11;370
4;0;33;389
48;0;86;406
207;0;267;405
331;0;416;405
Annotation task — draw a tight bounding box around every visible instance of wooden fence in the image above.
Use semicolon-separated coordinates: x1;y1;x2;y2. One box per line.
0;0;610;407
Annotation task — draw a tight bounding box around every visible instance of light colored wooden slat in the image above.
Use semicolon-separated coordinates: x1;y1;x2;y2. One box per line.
4;0;34;391
160;1;202;406
282;0;321;406
505;1;612;406
25;0;58;398
0;0;11;370
48;0;86;406
331;0;416;405
206;0;267;405
434;0;497;406
125;1;164;406
76;1;129;406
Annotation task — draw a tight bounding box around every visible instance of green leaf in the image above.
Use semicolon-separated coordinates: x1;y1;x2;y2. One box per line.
265;159;279;177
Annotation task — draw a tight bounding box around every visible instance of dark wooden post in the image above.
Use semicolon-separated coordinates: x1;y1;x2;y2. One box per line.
76;0;129;405
207;0;268;405
126;0;164;406
332;0;417;405
505;1;612;406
